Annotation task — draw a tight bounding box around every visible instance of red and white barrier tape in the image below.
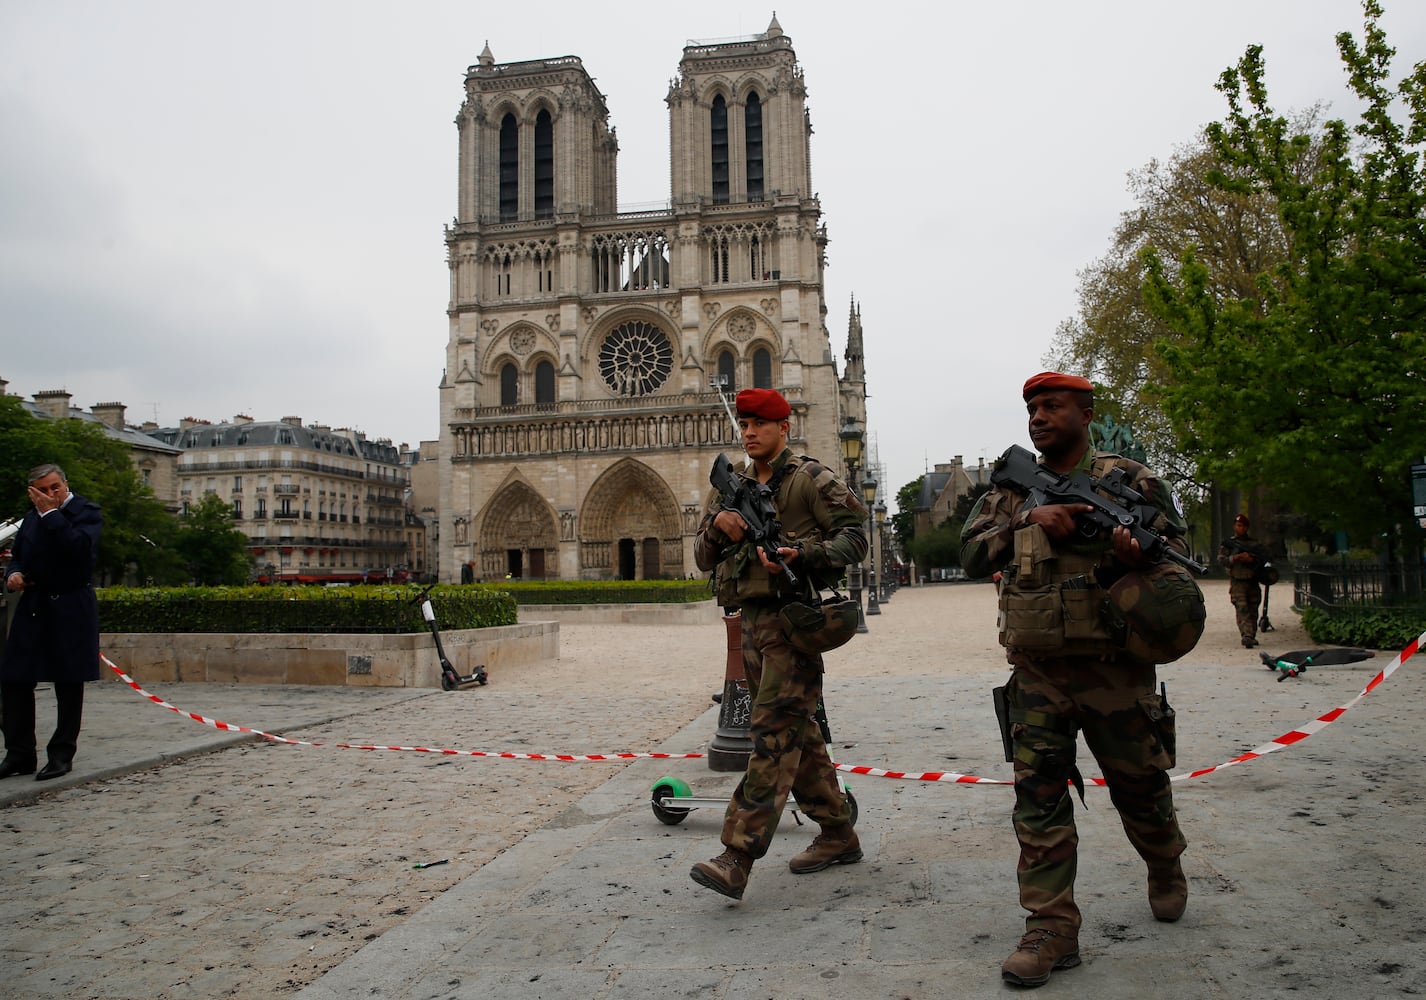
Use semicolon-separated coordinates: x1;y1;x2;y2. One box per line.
102;655;704;760
833;631;1422;786
103;631;1421;784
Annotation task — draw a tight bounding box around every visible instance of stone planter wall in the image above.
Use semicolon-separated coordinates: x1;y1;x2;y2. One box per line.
101;621;559;688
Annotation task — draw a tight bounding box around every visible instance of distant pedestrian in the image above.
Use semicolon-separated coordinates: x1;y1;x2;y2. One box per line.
1;464;103;781
1218;513;1267;648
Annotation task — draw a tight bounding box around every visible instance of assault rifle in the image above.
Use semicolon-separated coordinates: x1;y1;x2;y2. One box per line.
710;453;799;589
990;444;1205;574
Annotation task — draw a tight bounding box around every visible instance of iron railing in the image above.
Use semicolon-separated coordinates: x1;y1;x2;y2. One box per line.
1292;561;1426;611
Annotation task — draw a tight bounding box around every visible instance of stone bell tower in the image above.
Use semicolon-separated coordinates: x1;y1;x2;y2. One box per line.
437;17;865;583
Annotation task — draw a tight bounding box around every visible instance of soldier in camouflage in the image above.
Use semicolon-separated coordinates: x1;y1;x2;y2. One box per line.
690;388;868;901
960;372;1190;988
1218;513;1266;648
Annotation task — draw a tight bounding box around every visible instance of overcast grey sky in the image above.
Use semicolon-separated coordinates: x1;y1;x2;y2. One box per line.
3;1;1423;506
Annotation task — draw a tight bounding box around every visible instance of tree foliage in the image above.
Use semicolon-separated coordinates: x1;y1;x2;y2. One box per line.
176;493;254;586
892;476;923;555
0;395;184;584
1144;0;1426;549
1047;110;1324;485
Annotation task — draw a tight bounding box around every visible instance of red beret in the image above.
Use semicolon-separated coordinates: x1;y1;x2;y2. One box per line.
1023;371;1094;401
1234;513;1250;525
735;388;791;420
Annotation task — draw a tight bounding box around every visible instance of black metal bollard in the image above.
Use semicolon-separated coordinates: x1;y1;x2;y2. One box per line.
708;611;753;771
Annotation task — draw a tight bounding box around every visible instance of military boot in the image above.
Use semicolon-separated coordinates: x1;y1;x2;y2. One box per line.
1148;860;1188;921
1000;928;1081;987
690;848;754;900
788;824;862;874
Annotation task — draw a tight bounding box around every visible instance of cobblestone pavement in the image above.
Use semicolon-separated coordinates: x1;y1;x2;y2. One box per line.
1;617;722;998
2;583;1423;999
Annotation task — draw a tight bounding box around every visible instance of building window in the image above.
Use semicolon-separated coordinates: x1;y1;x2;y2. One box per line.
501;363;519;407
711;94;729;205
745;91;763;201
710;233;730;284
753;348;772;389
535;360;555;407
718;350;737;392
499;113;518;222
598;321;673;397
233;499;242;519
534;109;553;219
535;248;555;293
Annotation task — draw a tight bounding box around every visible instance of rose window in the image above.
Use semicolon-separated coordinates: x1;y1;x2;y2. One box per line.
598;321;673;396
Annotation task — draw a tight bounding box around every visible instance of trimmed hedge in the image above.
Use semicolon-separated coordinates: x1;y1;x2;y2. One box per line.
1299;605;1426;650
478;579;712;605
98;585;517;634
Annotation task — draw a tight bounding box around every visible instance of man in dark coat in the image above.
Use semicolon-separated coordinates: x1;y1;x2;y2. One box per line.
1;464;103;781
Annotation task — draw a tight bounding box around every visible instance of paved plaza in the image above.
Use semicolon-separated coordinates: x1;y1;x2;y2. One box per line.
1;581;1422;998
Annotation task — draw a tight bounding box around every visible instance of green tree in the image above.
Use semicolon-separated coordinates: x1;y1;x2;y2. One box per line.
0;394;62;510
175;493;254;585
1047;111;1324;485
906;522;961;573
1145;0;1426;552
0;395;182;584
892;476;923;555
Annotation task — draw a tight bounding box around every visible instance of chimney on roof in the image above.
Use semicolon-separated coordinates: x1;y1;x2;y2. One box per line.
233;414;254;425
281;416;303;427
33;389;72;420
0;376;8;396
91;401;127;431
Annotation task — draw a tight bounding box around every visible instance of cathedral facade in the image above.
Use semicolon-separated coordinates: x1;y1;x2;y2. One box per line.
437;17;868;582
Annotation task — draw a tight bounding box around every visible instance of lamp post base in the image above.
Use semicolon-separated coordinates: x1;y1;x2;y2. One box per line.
709;613;752;771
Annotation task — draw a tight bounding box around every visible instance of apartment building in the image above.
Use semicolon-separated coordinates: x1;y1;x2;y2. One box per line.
152;416;411;583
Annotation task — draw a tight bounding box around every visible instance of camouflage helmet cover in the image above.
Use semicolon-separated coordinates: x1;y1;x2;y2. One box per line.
1105;561;1206;664
779;595;859;655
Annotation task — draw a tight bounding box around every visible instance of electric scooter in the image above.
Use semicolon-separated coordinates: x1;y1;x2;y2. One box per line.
414;584;487;690
649;699;857;826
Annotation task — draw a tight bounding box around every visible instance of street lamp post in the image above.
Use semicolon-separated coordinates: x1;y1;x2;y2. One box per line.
874;501;889;603
862;472;879;618
838;416;866;633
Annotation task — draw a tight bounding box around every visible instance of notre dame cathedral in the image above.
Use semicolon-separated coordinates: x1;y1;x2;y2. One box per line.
437;16;869;582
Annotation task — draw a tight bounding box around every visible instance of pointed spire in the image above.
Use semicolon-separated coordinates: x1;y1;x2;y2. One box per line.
844;295;865;383
766;12;784;38
478;41;494;66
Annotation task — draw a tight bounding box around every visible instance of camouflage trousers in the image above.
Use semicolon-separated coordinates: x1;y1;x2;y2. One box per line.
1005;652;1186;936
1229;579;1262;640
719;602;852;859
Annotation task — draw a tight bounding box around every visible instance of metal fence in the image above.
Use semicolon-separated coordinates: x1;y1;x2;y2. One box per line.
1292;561;1426;611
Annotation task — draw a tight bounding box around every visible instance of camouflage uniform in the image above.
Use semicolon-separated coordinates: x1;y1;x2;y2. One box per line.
1218;534;1264;643
960;448;1188;938
694;447;867;858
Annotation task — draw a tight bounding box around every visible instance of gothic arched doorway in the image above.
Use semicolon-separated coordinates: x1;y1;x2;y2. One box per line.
479;480;559;580
580;459;683;580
